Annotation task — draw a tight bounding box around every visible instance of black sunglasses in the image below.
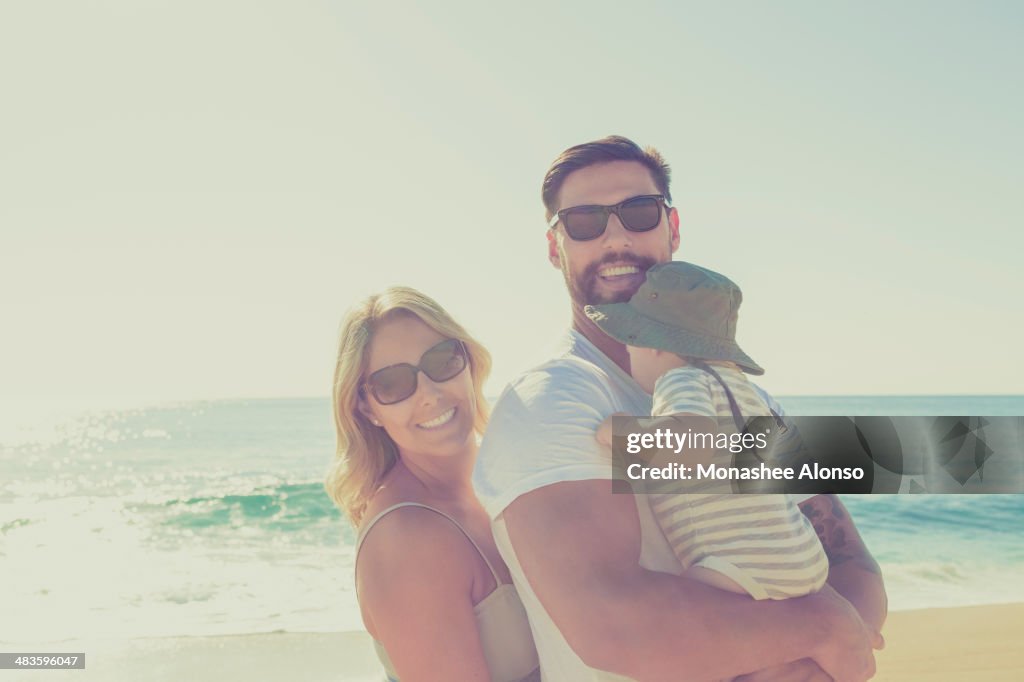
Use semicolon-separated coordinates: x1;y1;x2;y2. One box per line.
548;194;669;241
362;338;468;406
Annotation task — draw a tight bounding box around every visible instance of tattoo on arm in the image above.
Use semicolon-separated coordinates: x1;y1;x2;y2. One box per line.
800;495;887;631
799;494;855;566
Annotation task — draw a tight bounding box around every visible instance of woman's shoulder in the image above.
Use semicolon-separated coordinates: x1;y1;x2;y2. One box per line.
358;464;430;527
358;496;476;575
355;501;480;614
355;464;486;598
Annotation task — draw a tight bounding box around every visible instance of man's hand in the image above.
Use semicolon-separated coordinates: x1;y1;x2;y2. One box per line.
738;496;886;682
806;584;883;682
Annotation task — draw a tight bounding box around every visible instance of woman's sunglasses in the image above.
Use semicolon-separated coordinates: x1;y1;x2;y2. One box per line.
362;338;468;406
548;194;669;242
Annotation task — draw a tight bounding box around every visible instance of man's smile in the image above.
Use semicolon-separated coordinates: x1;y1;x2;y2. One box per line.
598;263;642;279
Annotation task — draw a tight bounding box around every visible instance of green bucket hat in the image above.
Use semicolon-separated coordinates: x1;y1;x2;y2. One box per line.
584;261;764;375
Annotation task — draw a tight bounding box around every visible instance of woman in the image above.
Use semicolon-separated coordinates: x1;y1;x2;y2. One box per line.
325;287;539;682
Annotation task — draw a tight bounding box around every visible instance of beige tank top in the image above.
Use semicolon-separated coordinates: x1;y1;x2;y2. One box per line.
355;502;540;682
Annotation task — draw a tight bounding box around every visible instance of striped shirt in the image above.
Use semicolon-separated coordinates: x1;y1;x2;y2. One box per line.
648;364;828;600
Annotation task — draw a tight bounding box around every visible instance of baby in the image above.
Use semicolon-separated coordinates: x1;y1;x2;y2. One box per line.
586;261;827;600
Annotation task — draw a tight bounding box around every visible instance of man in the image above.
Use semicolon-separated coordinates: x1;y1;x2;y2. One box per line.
473;136;886;681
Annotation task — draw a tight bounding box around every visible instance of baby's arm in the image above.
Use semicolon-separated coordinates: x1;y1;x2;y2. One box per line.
595;413;623;448
595;413;714;468
596;367;725;468
595;413;684;445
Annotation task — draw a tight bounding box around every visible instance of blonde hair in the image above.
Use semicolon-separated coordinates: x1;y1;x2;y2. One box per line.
325;287;492;526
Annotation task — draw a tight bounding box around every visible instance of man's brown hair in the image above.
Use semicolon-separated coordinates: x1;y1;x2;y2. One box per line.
541;135;672;219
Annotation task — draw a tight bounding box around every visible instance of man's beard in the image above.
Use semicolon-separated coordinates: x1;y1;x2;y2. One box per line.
565;251;658;306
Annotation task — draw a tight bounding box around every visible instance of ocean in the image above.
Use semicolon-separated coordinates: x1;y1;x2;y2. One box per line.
1;396;1022;644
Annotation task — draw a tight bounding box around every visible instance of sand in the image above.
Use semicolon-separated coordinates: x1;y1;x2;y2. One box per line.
873;603;1024;681
3;603;1021;681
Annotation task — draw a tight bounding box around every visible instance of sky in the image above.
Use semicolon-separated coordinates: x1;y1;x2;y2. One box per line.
1;0;1022;418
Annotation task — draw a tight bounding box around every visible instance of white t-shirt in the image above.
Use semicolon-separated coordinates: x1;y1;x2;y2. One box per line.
473;330;790;681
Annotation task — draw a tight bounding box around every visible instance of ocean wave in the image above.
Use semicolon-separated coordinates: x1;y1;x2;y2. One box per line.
1;518;33;535
123;482;354;549
844;494;1024;538
882;559;1024;611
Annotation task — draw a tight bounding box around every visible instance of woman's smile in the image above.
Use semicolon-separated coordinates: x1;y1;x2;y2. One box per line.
417;406;456;430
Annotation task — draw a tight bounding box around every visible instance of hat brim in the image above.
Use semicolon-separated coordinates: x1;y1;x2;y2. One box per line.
584;303;765;375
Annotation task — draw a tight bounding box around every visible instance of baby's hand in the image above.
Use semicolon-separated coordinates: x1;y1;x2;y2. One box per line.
595;412;626;449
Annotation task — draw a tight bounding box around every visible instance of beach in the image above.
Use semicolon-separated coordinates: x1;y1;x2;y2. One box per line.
873;603;1024;681
3;399;1022;681
4;603;1022;681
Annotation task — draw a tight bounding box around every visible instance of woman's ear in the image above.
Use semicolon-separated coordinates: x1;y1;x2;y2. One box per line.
357;395;382;427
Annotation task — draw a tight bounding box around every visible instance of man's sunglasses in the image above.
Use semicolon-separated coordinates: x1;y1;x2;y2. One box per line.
548;194;669;241
362;338;468;406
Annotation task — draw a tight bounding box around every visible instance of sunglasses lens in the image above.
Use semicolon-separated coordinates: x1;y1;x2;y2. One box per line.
368;366;417;405
364;339;467;405
618;197;662;231
422;339;467;382
563;207;608;241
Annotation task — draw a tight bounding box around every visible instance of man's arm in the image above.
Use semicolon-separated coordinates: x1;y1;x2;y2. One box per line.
503;480;880;682
799;494;888;634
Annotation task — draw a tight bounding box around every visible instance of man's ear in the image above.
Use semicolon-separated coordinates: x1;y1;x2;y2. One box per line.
546;229;562;269
668;207;681;254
